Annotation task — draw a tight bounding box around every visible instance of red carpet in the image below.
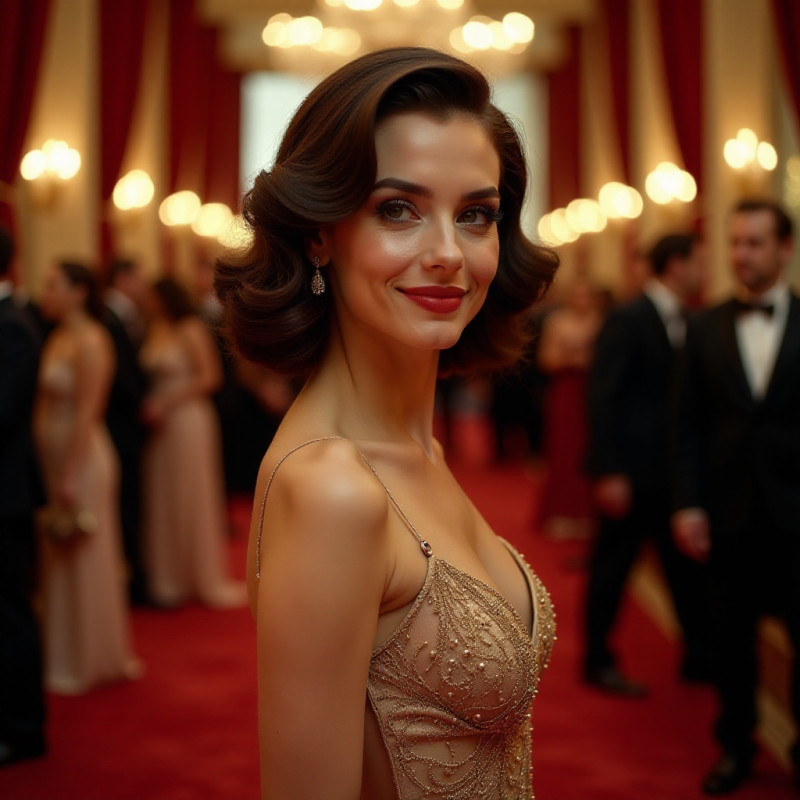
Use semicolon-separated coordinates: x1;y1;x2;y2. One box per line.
2;424;794;799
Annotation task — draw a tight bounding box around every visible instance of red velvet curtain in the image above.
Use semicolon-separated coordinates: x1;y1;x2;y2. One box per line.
99;0;148;260
605;0;631;184
655;0;704;191
0;0;52;230
547;27;582;210
204;50;241;210
169;0;240;209
771;0;800;130
169;0;214;196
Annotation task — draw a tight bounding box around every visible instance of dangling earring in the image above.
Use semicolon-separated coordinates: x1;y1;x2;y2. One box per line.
310;256;326;296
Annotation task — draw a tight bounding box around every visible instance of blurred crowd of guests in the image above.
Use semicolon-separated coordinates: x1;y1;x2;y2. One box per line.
1;196;798;795
0;230;294;766
443;196;800;795
503;197;799;796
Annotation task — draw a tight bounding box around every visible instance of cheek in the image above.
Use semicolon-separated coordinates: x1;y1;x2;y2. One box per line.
333;229;415;286
473;240;500;286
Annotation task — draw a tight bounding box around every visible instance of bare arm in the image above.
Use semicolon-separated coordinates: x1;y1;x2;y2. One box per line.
60;325;115;507
180;317;223;397
248;440;389;800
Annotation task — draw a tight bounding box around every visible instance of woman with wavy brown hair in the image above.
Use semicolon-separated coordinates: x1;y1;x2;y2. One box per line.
216;47;559;799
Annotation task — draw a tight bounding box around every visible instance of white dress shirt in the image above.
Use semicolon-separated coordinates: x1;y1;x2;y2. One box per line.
644;278;685;348
0;279;14;302
734;280;790;400
105;287;143;344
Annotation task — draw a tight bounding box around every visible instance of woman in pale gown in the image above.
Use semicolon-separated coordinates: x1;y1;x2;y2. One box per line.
34;261;141;695
139;278;245;608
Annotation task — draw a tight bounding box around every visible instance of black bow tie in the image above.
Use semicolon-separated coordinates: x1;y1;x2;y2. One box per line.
734;299;775;317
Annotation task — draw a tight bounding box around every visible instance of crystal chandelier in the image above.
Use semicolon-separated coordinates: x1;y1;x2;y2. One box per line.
260;0;535;76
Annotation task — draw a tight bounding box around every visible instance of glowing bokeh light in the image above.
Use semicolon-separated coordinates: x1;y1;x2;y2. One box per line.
112;169;155;210
159;191;201;226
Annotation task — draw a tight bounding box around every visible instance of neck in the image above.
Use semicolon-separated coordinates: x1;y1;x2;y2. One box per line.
296;322;441;457
743;275;782;300
656;274;685;302
63;306;91;329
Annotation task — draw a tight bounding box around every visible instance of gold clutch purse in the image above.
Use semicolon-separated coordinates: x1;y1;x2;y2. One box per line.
38;506;97;542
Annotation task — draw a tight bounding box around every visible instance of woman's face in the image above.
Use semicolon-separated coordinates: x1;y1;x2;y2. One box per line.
317;111;501;355
39;265;82;322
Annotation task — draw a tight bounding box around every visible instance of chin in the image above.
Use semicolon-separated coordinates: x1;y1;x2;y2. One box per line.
427;332;465;352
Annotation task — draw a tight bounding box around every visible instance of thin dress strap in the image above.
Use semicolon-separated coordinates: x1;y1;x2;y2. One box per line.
255;437;433;579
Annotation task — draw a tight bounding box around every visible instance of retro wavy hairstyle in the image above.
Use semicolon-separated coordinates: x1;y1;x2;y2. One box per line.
215;47;558;376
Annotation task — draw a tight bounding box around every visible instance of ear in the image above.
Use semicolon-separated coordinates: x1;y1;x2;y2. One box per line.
305;230;332;266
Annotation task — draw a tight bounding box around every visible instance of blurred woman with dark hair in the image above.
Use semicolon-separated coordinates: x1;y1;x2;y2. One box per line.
139;277;245;608
216;47;558;798
34;260;141;694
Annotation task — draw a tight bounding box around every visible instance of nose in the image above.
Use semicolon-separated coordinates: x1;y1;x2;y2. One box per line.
420;216;463;273
730;239;748;263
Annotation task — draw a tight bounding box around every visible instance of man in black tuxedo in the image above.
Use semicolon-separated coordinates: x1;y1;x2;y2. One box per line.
584;232;712;696
0;228;46;766
672;198;800;795
104;258;150;605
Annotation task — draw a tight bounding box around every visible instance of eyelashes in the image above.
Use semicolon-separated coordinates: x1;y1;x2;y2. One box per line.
376;198;503;227
468;206;504;225
377;198;416;222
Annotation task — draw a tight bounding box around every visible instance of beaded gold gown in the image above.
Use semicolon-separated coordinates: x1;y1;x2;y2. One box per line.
259;439;555;800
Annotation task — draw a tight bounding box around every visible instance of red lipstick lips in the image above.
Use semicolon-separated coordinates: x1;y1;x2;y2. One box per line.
400;285;466;313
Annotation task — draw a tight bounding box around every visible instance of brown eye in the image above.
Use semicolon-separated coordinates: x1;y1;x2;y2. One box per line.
378;199;417;223
458;205;501;227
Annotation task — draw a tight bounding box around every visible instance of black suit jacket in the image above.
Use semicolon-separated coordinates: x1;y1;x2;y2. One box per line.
673;293;800;539
104;304;147;454
0;295;44;516
586;294;675;492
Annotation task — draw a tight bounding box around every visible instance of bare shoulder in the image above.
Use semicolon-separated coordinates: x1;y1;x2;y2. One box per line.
264;437;388;534
247;437;390;609
78;320;113;361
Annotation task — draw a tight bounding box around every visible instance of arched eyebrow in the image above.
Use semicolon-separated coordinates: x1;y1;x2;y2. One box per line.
372;177;500;201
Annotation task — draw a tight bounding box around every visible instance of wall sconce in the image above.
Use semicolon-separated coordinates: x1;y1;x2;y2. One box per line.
598;182;644;220
113;169;155;211
158;190;202;226
645;161;697;205
538;183;642;248
537;201;605;248
19;139;81;207
538;207;580;247
723;128;777;172
216;214;253;248
723;129;777;194
191;203;233;238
